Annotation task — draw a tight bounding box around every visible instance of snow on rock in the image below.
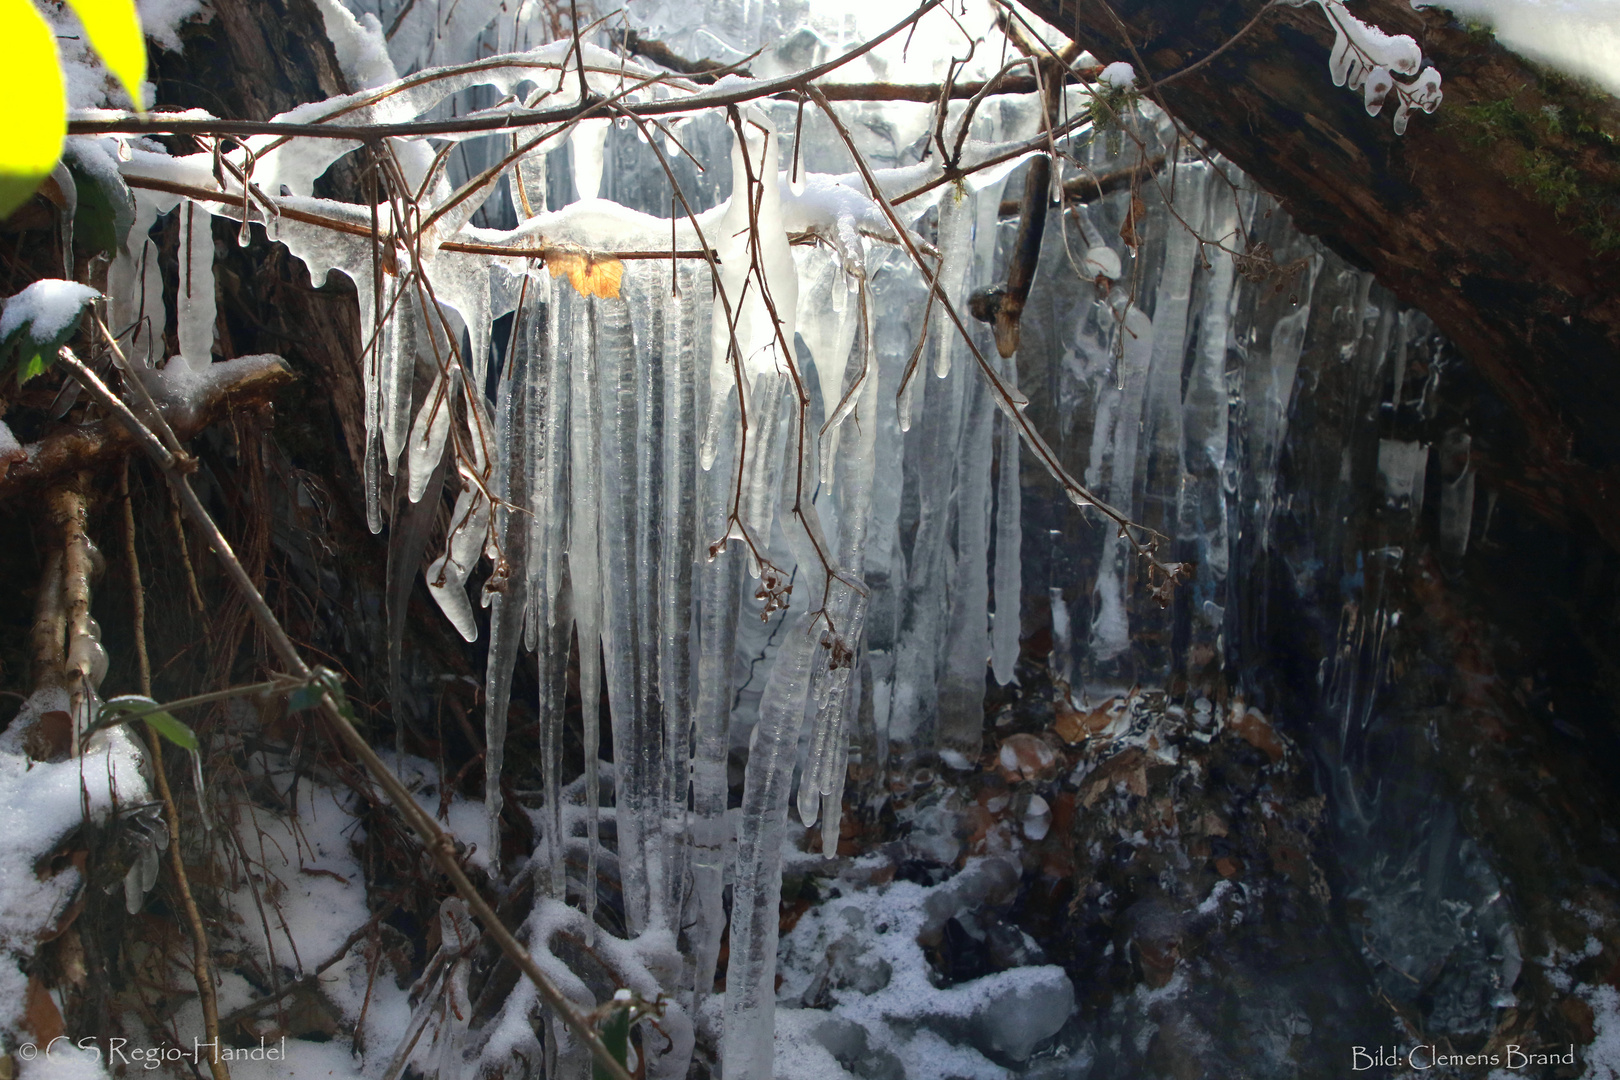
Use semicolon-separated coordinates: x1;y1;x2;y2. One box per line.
0;281;100;347
777;861;1076;1075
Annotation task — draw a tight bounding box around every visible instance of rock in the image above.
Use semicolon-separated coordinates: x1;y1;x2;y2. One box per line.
917;857;1020;947
811;1017;905;1080
997;733;1059;782
955;966;1076;1061
827;933;893;995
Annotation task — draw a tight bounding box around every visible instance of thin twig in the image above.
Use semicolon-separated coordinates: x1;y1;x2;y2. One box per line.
217;889;407;1030
120;458;232;1080
56;350;637;1080
68;0;947;141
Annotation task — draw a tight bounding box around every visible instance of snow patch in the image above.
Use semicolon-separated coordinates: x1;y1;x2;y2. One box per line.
1413;0;1620;96
1;281;100;345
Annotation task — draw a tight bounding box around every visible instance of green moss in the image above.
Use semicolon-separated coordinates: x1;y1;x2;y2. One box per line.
1453;74;1620;253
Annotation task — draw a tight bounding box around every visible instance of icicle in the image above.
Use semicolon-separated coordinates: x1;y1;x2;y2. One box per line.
736;372;793;576
990;357;1022;686
1087;297;1154;665
388;450;446;755
570;119;612;201
655;262;701;930
177;200;216;370
381;283;420;477
721;612;818;1080
1439;429;1475;560
623;264;671;929
938;365;995;755
431;253;494;394
482;287;532;878
596;286;654;933
798;306;881;840
818;672;854;852
888;298;969;749
110;198;164;368
563;276;604;922
521;270;571;898
406;370;456;503
426;481;489;642
931;187;972;380
1140;164;1207;542
1179;182;1239;677
793;249;859;479
686;388;741;1006
701;119;797;471
509;146;548;221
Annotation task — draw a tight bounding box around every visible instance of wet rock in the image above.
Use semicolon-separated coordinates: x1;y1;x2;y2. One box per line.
956;966;1076;1062
827;932;894;995
811;1016;905;1080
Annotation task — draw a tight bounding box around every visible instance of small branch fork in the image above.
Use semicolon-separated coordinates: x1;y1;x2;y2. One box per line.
54;352;639;1080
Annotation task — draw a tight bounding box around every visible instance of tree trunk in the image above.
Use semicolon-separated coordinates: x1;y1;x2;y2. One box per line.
1024;0;1620;547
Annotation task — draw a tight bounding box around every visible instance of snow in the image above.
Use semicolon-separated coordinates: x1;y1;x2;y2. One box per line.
0;690;150;1039
775;862;1076;1075
1413;0;1620;95
1099;61;1137;90
1582;983;1620;1079
227;1040;366;1080
0;281;100;346
19;1042;111;1080
143;354;286;424
312;0;398;90
137;0;207;51
0;420;22;460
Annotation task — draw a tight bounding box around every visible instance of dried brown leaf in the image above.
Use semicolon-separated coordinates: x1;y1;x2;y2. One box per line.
543;247;624;299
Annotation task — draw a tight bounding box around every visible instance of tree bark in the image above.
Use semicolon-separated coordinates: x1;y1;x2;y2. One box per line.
1024;0;1620;546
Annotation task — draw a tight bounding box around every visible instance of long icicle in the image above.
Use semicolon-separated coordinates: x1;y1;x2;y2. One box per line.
564;274;605;924
483;277;534;876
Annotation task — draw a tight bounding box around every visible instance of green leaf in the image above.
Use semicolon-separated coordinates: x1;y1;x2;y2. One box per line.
592;1006;631;1080
287;682;324;713
1;279;102;384
18;352;50;384
65;148;135;258
144;710;199;751
291;668;364;728
97;694;198;750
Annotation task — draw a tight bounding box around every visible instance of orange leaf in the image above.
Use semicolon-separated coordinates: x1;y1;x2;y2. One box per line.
543;247;624;300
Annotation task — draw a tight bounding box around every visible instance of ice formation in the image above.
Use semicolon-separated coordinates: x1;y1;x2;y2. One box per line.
26;0;1481;1072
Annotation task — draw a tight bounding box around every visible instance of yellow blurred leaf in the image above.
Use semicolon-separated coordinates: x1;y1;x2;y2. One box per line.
543;246;624;300
64;0;146;110
0;0;66;221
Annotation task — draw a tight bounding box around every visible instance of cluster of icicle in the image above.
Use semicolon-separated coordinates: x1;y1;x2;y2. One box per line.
74;3;1063;1074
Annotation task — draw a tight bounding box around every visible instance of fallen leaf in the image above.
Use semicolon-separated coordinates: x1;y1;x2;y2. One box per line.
24;975;64;1042
1230;707;1285;763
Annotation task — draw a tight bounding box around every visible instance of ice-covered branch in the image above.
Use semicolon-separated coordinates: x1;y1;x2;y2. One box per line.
1284;0;1443;132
